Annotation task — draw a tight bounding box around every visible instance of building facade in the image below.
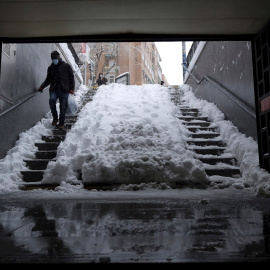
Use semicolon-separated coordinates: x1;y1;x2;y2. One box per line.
86;42;163;86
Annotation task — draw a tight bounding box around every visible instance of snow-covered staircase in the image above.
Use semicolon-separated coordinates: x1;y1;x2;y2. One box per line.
170;87;241;180
21;119;75;185
20;85;242;190
20;89;96;189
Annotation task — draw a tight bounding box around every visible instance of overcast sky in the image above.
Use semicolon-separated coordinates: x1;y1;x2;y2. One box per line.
155;41;193;85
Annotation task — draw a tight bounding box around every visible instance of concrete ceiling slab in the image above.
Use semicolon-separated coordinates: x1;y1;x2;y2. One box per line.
0;0;270;39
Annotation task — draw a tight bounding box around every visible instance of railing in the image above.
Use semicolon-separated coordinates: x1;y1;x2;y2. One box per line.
0;86;49;117
181;63;204;85
0;44;84;118
0;61;82;118
181;63;256;119
0;93;13;105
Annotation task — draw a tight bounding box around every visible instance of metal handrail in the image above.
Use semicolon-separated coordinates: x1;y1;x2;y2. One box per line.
0;86;49;117
0;63;82;118
182;63;205;85
0;44;84;118
0;93;13;104
181;63;256;119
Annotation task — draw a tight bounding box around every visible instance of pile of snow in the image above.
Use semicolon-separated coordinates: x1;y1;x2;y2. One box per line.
0;83;270;198
42;83;209;187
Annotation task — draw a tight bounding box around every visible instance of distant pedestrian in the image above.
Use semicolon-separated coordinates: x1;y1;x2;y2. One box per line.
96;73;108;86
38;50;75;130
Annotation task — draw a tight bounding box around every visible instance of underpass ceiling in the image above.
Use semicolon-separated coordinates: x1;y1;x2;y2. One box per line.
0;0;270;41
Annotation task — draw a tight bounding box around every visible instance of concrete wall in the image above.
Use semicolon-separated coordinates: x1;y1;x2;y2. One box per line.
184;41;257;140
0;43;81;159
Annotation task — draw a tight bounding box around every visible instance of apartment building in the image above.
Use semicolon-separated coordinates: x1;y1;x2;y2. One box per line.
86;42;163;85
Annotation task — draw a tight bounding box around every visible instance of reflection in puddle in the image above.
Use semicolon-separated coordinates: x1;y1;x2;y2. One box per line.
0;201;269;263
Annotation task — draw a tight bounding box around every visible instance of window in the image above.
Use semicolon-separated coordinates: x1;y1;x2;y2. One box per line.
109;75;115;83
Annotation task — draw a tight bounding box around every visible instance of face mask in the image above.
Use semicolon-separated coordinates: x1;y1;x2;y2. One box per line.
52;59;59;65
100;74;103;78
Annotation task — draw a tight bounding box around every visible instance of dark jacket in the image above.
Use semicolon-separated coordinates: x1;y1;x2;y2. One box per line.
96;77;108;86
40;59;75;92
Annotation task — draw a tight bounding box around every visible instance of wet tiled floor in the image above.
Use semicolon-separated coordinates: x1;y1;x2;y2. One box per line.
0;189;270;264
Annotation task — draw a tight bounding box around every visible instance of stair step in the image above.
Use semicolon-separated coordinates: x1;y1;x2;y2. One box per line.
183;122;211;127
178;116;208;121
65;118;77;124
180;108;199;112
198;157;237;165
24;159;55;170
181;112;199;117
21;170;44;182
35;142;60;151
187;140;225;147
20;183;60;191
52;123;73;129
191;148;226;155
42;135;65;142
35;151;57;159
205;168;241;177
52;129;67;136
190;133;220;139
187;127;217;132
65;115;77;120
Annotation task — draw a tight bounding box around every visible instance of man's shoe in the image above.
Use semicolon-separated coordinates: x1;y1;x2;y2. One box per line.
57;124;65;130
52;119;58;126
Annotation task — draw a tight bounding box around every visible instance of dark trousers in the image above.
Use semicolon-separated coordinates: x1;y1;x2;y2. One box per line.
49;90;69;125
